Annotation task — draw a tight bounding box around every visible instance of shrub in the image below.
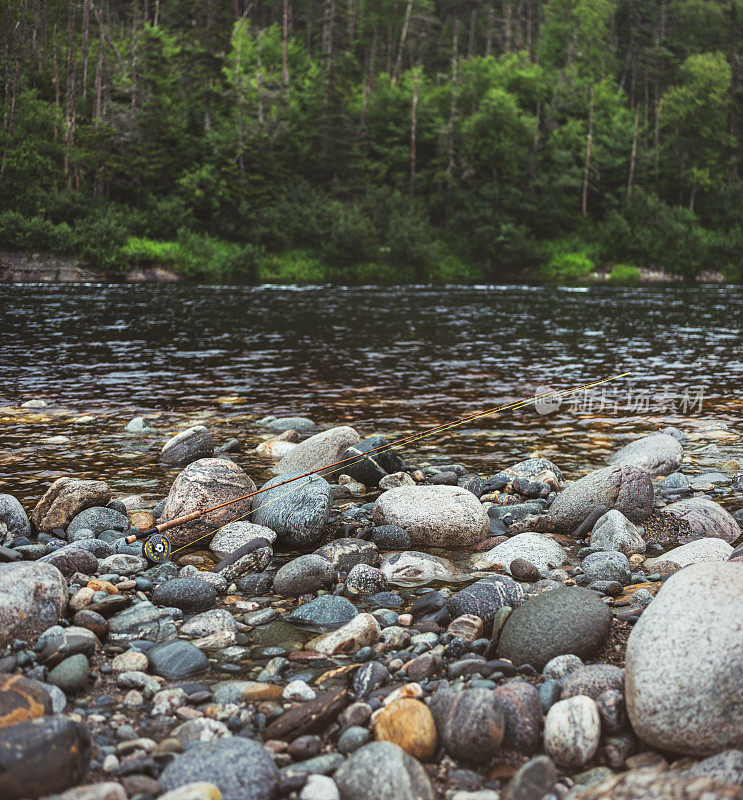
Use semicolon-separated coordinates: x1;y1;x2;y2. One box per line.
0;210;76;253
607;263;641;283
538;248;595;281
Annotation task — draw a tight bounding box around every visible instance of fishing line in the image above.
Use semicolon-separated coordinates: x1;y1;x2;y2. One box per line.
141;371;630;558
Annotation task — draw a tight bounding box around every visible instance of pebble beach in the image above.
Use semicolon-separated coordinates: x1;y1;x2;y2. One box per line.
0;405;742;800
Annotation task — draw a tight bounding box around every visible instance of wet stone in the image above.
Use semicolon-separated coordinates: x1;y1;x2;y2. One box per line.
152;578;217;612
287;594;359;633
147;640;209;680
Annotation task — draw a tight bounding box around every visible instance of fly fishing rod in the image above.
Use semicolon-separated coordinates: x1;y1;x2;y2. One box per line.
127;372;630;564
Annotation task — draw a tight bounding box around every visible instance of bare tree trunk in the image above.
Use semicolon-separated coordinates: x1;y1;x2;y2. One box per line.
153;0;159;27
64;0;78;183
235;37;244;172
410;70;418;188
581;85;594;217
281;0;290;92
393;0;414;84
504;2;512;53
529;102;540;179
81;0;91;97
346;0;357;43
468;7;476;56
93;18;104;126
322;0;336;72
256;33;264;124
360;27;376;131
654;95;663;180
486;1;494;55
131;3;138;117
53;22;60;137
627;103;639;199
447;18;459;177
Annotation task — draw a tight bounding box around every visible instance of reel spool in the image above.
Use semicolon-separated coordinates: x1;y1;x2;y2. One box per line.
143;533;172;565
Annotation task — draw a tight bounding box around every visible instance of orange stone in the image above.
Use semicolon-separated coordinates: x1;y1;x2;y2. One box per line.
129;511;156;531
87;580;119;595
374;698;437;761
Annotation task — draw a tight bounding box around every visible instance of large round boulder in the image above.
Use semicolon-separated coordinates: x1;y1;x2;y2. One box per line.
548;466;653;533
274;426;361;476
625;562;743;755
608;433;684;476
0;562;68;648
160;425;214;466
373;485;489;547
251;473;331;549
30;478;111;533
160;458;256;549
662;497;740;543
498;587;612;670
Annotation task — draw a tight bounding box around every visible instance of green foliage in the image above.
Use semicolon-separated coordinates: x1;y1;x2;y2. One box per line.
607;263;642;283
539;242;597;281
0;0;742;282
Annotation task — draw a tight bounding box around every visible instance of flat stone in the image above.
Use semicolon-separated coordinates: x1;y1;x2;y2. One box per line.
275;427;361;476
108;601;177;645
471;533;568;574
288;594;359;632
307;613;381;655
644;538;733;569
208;521;276;559
148;640;209;680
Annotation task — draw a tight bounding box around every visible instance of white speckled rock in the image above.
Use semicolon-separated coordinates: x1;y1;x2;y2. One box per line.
663;497;740;543
307;613;381;656
0;561;68;648
625;562;743;755
31;477;111;533
548;466;653;533
274;426;360;475
160;459;256;548
644;538;733;569
608;433;683;475
590;510;646;555
471;532;567;573
209;521;277;559
373;485;489;548
543;695;601;768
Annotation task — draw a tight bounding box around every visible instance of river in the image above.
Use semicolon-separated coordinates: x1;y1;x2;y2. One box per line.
2;283;742;509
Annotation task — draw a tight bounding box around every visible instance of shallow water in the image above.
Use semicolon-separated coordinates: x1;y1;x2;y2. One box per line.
1;283;743;509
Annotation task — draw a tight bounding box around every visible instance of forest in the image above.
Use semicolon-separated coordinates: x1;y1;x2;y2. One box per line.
1;0;742;282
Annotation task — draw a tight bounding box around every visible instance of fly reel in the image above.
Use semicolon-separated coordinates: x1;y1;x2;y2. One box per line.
142;533;172;565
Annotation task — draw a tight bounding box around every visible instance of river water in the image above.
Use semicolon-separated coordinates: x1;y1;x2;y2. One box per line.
2;283;742;509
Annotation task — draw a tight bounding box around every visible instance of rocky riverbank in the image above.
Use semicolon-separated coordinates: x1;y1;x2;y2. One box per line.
0;414;742;800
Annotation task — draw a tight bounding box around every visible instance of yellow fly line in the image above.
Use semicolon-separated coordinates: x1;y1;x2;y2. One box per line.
166;371;631;556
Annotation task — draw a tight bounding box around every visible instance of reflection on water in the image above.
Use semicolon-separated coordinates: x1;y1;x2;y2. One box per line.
1;283;742;507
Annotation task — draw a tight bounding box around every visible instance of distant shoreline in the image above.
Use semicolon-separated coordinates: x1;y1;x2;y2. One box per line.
0;249;731;285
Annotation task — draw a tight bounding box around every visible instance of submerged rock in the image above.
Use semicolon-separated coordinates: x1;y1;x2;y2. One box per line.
161;425;214;466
